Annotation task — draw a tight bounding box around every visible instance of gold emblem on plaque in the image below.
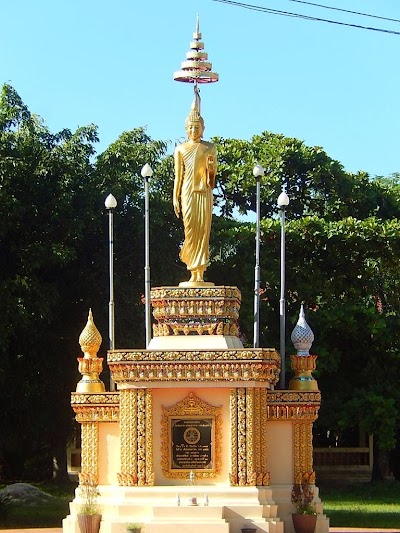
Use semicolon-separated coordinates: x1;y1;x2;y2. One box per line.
184;427;201;445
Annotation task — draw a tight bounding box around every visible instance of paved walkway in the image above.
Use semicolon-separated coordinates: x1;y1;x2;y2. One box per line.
0;527;400;533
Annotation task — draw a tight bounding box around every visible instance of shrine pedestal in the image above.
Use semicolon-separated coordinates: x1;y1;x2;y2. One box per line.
63;286;329;533
64;485;285;533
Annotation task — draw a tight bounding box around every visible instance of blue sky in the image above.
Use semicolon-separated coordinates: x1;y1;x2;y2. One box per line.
1;0;399;177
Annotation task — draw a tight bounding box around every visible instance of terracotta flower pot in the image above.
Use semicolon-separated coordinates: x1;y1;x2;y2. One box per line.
292;513;317;533
78;514;102;533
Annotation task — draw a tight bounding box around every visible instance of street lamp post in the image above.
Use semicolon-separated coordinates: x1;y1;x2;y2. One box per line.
253;164;264;348
141;163;153;348
277;189;289;389
104;193;117;391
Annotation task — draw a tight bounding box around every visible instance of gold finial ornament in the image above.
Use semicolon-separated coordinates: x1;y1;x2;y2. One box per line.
173;15;219;85
79;308;102;358
76;309;105;393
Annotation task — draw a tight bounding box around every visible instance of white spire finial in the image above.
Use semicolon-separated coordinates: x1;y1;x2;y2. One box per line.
291;304;314;355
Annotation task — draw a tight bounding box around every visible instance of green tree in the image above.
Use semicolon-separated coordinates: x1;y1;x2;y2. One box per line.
0;83;105;480
1;82;399;484
214;132;400;221
0;86;180;480
209;133;400;480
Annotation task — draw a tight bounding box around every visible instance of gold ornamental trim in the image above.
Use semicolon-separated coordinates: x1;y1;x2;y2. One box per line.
254;388;261;476
118;389;154;486
260;388;268;475
145;389;154;485
266;390;321;421
73;406;119;423
229;389;238;486
294;470;316;485
267;391;321;403
152;299;240;319
153;320;239;337
251;388;269;485
246;388;255;484
267;405;319;422
266;404;319;421
161;392;222;479
293;422;315;483
108;348;278;362
291;355;317;372
80;422;99;484
151;286;241;301
119;389;136;485
137;390;146;485
110;360;279;384
71;392;120;404
230;388;270;487
78;358;103;374
237;388;247;485
71;392;120;422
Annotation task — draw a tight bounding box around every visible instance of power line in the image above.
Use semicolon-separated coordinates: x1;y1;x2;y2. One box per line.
286;0;400;24
211;0;400;36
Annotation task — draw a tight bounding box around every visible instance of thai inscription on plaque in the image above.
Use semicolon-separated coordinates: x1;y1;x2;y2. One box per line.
170;416;214;471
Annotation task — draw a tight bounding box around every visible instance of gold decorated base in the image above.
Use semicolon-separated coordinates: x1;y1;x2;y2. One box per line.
289;354;319;391
151;285;241;338
76;379;106;393
288;376;319;391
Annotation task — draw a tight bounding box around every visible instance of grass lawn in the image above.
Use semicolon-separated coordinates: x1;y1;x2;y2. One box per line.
0;482;76;529
320;480;400;528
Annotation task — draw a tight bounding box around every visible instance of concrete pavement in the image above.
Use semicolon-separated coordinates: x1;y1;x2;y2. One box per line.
0;527;400;533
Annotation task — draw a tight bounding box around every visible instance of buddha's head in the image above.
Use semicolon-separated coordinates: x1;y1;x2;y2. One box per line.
185;108;204;142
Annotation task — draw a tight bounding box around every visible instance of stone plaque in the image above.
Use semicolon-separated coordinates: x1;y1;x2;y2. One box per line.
161;392;222;479
170;417;214;471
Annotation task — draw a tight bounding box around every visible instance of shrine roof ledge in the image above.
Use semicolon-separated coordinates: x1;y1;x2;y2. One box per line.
107;348;279;363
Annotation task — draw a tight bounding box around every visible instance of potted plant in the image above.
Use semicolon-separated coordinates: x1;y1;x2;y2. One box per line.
291;473;317;533
77;480;102;533
126;523;144;533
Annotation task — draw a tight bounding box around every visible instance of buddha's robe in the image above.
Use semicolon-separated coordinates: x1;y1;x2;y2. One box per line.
174;140;217;272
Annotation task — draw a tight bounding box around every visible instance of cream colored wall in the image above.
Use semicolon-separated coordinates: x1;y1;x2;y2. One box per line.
266;421;293;485
94;391;294;487
152;387;231;486
98;422;120;485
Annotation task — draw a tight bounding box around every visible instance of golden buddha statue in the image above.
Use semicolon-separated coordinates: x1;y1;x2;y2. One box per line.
173;96;217;285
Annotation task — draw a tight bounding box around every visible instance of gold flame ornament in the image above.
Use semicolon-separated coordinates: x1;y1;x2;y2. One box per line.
76;309;105;393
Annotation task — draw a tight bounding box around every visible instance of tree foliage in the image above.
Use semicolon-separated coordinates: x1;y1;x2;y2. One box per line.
0;83;103;480
1;83;399;482
215;132;400;221
210;134;400;475
0;85;181;480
